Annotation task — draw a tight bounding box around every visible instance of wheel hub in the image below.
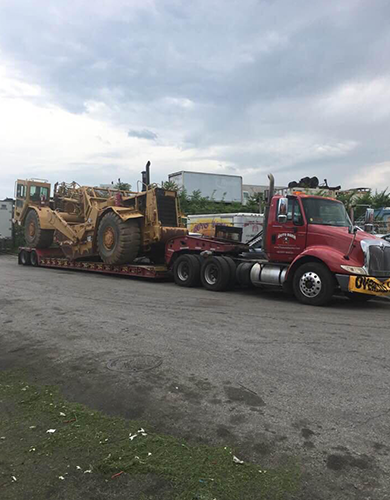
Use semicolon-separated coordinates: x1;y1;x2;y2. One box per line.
103;227;115;250
204;264;218;285
177;261;189;281
29;222;36;237
299;271;322;298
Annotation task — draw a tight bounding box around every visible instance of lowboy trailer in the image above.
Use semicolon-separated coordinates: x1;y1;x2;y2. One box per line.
16;172;390;306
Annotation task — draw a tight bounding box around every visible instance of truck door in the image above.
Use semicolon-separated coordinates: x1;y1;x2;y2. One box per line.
14;181;27;221
268;197;307;262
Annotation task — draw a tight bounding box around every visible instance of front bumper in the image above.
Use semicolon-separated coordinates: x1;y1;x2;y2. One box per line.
336;274;390;296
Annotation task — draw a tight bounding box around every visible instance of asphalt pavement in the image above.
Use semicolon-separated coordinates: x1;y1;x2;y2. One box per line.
1;254;389;499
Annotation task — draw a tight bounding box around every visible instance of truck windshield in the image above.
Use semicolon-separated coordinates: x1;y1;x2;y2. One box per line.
301;198;351;227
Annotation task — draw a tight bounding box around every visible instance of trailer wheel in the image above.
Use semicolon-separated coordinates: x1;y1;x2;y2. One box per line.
236;262;255;288
173;254;201;287
344;292;372;303
97;212;141;265
19;249;30;266
30;250;39;267
24;210;54;249
201;256;231;291
222;256;237;288
293;262;335;306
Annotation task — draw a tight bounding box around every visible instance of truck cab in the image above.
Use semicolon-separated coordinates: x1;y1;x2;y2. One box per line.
249;180;390;305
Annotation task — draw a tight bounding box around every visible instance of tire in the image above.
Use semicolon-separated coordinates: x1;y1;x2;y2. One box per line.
19;249;30;266
30;251;39;267
24;210;54;249
345;292;373;303
292;262;335;306
97;212;141;265
236;262;255;288
200;256;231;291
222;256;237;288
173;254;201;287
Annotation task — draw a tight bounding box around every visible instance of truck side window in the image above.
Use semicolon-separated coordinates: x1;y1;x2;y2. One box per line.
293;201;304;226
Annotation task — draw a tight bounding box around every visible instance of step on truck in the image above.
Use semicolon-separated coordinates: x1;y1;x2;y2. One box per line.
16;169;390;306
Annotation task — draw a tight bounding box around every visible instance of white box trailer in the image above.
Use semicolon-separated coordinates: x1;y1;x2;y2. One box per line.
0;199;13;250
187;213;263;243
168;171;242;203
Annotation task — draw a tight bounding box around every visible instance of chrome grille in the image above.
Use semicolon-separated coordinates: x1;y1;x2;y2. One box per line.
368;245;390;276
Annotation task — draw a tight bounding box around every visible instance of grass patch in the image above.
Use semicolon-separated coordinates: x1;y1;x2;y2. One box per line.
0;371;300;499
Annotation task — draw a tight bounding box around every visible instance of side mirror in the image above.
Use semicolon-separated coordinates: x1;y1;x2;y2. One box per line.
364;208;374;233
277;197;288;223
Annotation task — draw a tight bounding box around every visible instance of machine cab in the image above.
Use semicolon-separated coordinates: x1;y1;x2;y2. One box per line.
14;179;51;223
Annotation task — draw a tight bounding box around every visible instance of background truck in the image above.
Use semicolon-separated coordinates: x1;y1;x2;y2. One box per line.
16;172;390;306
187;213;263;243
168;171;243;203
0;198;13;251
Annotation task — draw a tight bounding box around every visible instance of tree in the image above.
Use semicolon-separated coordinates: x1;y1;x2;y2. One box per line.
113;178;131;191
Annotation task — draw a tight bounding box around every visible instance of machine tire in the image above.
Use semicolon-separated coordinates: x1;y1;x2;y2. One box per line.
19;249;30;266
173;254;201;287
24;210;54;249
222;256;237;288
200;256;231;291
97;212;141;265
30;250;39;267
345;292;373;303
293;262;335;306
236;262;255;288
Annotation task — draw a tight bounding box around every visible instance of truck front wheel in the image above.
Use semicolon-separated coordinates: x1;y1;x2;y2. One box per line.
292;262;335;306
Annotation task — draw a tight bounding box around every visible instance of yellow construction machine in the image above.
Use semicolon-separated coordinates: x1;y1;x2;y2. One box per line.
14;162;187;264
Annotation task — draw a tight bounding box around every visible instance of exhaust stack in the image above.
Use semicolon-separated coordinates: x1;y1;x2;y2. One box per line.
262;174;275;254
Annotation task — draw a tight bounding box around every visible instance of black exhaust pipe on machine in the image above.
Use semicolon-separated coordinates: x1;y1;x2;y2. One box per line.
141;160;151;191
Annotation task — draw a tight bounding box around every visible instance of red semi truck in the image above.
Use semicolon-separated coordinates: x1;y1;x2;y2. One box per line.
18;174;390;306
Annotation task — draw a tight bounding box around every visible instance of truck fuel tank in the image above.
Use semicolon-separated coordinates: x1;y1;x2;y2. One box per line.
250;263;287;287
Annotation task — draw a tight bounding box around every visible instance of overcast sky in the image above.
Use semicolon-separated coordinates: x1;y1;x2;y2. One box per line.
1;0;390;199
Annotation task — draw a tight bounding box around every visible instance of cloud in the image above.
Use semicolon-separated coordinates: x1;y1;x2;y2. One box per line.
0;0;390;199
127;129;158;140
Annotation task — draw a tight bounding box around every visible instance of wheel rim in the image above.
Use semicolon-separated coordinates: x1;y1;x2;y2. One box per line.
103;227;115;250
177;261;190;281
204;263;219;285
299;271;322;298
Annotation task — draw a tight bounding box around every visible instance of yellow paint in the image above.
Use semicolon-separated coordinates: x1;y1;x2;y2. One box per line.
188;217;232;237
348;276;390;296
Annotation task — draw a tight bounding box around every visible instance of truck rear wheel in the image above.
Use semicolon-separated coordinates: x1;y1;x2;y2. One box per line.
293;262;335;306
19;249;30;266
201;256;231;291
236;262;255;288
30;250;39;267
222;256;237;288
173;254;201;287
97;212;141;265
24;210;54;249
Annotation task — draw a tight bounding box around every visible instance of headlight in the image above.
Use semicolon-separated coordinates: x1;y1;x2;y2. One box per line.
340;265;368;275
